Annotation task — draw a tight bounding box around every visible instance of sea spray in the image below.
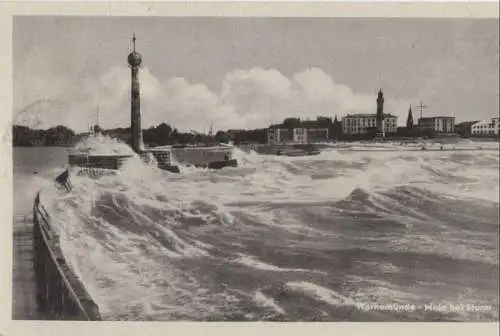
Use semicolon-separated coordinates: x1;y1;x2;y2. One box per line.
17;141;499;321
72;134;135;155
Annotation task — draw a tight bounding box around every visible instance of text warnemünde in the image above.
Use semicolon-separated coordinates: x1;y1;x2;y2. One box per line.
356;303;492;312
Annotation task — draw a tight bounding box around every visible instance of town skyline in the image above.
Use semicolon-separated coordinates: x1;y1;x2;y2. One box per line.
13;16;499;133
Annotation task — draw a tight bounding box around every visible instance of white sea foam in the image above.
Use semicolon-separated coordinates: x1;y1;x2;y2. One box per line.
253;290;285;315
20;140;498;321
233;253;323;274
285;281;356;307
72;134;135;155
346;276;423;304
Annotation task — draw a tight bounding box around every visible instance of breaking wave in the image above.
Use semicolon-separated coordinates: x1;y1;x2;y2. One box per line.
14;141;500;321
72;134;136;155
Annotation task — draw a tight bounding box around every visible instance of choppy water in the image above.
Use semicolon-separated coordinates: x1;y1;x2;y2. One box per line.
13;141;500;321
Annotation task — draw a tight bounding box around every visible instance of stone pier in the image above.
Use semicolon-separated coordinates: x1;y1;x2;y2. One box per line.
12;193;102;321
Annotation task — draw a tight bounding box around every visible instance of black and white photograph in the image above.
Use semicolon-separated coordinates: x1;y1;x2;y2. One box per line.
8;7;499;324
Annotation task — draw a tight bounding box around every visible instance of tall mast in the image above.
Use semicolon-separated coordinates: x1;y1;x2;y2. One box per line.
96;105;100;127
416;100;428;120
127;33;143;152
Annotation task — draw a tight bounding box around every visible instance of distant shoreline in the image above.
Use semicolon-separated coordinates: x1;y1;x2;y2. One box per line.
12;136;500;148
13;144;73;148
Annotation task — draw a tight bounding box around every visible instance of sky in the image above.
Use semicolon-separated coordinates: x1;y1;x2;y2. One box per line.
13;16;499;133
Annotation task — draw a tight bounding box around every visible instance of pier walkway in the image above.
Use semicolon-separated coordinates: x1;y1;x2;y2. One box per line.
12;214;42;320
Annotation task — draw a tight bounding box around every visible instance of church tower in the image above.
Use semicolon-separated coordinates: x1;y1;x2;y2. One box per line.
406;105;414;129
376;89;385;136
128;33;143;153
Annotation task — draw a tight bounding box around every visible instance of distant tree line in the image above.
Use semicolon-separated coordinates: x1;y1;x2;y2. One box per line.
12;123;225;147
454;121;479;138
13;115;476;147
13;125;77;146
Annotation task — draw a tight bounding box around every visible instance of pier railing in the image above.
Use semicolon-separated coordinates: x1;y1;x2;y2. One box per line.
33;191;102;320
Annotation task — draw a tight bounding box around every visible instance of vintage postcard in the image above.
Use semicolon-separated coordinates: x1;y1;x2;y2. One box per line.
0;1;499;336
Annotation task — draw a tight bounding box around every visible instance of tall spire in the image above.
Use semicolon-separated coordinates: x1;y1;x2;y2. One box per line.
406;104;414;129
132;33;136;52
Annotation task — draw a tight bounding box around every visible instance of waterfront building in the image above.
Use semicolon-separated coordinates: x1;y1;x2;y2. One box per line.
300;120;329;142
267;127;290;144
293;128;308;143
417;116;455;133
471;117;500;136
341;89;398;136
267;120;329;144
341;113;398;135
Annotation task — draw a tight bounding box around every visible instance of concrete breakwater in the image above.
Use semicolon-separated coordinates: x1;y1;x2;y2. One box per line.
33;191;102;320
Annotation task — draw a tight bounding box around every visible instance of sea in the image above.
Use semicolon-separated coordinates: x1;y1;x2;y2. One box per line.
13;140;500;322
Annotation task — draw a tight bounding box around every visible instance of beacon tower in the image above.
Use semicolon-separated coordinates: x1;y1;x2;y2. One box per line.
376;89;385;137
128;34;143;153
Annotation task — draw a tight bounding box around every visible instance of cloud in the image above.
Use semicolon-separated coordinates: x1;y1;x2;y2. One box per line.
14;66;411;132
214;67;410;129
145;77;220;131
